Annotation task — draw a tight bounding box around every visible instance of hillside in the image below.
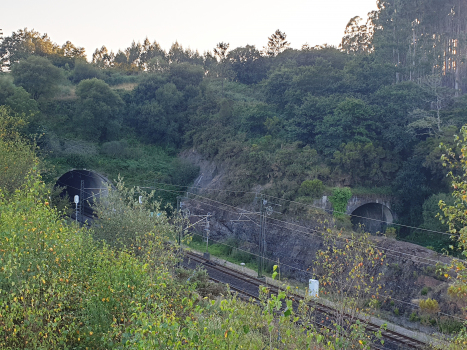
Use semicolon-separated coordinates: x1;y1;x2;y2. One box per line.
3;19;467;250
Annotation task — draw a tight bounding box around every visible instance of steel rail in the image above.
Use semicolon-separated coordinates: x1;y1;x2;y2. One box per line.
184;251;430;350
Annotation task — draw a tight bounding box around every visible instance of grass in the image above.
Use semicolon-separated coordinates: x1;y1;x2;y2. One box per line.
186;232;261;274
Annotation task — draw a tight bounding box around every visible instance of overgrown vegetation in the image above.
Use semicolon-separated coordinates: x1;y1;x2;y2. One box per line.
0;117;389;349
1;3;467;247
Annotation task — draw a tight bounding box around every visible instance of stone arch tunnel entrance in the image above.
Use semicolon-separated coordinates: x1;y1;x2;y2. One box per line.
55;170;112;221
350;203;393;234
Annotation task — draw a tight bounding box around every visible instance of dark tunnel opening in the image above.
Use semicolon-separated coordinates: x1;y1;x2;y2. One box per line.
350;203;393;234
55;170;111;220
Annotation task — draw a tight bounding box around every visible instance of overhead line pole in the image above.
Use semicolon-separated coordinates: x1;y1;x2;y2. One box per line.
257;194;267;279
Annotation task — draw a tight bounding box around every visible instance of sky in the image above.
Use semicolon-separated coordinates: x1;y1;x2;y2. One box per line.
2;0;379;60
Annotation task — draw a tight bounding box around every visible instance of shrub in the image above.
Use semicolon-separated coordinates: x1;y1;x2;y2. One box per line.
419;298;440;314
299;179;325;198
329;187;352;217
385;226;397;238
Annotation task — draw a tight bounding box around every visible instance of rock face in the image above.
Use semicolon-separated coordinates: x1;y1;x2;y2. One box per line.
180;149;226;191
180;150;460;321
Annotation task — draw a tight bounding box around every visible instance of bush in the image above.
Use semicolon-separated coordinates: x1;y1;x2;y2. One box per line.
421;286;430;295
419;298;440;314
329;187;352;217
299;179;324;198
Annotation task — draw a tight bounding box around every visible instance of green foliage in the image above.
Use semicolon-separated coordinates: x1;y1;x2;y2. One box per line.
5;21;467;255
315;98;377;155
0;174;181;349
299;179;325;198
12;55;64;99
421;286;430;295
92;177;176;260
0;171;354;349
74;78;124;141
0;75;39;116
69;59;102;83
422;193;454;232
0;106;37;195
0;28;85;68
314;230;387;348
332;142;400;186
419;298;440;314
329;187;352;217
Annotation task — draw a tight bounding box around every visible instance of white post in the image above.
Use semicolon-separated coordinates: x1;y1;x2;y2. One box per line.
74;195;79;223
308;279;319;298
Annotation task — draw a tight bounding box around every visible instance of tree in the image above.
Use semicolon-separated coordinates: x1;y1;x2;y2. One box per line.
213;42;229;61
371;0;467;88
227;45;267;84
11;55;64;99
313;230;386;348
69;60;102;83
168;62;204;90
315;98;378;155
60;40;86;58
340;16;373;55
167;42;203;65
212;42;233;95
74;78;124;141
92;45;114;68
0;28;84;68
263;29;290;57
332;142;400;186
0;106;37;195
140;38;166;69
0;76;38;116
437;125;467;324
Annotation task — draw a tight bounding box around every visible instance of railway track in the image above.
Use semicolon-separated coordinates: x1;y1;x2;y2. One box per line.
183;251;430;350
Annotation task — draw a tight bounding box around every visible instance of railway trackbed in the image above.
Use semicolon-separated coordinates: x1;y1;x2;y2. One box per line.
183;251;432;350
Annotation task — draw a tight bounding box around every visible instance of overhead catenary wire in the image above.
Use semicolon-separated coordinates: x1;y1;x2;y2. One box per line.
179;195;467;320
59;178;465;322
63;174;461;240
141;179;462;239
159;187;458;269
185;194;439;267
186;229;465;322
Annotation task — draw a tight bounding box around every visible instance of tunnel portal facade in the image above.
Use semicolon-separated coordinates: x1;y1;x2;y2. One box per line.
314;194;395;234
350;202;394;234
55;169;111;220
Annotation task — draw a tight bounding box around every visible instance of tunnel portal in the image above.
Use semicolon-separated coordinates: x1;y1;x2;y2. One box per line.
55;170;111;220
350;203;393;234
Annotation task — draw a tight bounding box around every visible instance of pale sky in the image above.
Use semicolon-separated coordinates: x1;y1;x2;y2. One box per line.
2;0;379;60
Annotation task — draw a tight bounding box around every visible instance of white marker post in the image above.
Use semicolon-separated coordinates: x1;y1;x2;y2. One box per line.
308;279;319;298
74;195;79;223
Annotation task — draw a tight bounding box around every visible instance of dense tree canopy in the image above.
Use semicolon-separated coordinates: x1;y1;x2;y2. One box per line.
11;55;63;99
1;0;466;250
